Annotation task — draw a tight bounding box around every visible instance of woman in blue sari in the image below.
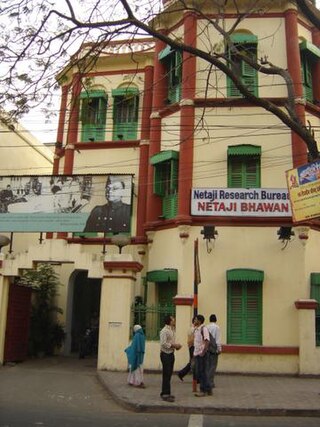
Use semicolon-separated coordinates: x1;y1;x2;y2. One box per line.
125;325;146;388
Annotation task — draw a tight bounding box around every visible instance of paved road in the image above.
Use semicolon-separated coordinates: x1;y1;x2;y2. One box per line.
0;357;319;427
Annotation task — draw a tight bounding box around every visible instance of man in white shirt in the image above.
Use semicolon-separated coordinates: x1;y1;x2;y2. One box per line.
206;314;222;389
159;315;182;402
193;314;211;397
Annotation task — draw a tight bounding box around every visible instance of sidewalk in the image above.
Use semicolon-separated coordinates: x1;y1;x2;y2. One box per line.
98;370;320;416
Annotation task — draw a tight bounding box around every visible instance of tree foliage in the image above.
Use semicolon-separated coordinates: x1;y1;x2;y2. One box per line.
19;263;65;356
0;0;319;158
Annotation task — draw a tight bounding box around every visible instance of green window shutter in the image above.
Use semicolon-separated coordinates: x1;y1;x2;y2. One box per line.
81;95;107;142
227;42;258;97
154;164;165;196
162;194;178;219
227;281;262;345
152;151;179;218
228;147;261;188
112;93;139;140
301;56;313;103
160;48;182;104
310;273;320;346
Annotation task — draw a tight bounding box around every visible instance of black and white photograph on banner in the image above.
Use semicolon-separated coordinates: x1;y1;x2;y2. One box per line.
0;174;133;233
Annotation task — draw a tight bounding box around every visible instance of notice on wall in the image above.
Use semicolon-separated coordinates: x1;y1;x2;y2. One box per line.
286;160;320;222
191;188;291;217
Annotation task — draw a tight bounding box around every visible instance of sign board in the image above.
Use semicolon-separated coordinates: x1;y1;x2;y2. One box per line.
0;174;132;232
286;160;320;222
191;188;291;217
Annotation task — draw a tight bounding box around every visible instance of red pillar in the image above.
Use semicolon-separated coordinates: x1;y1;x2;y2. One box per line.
312;28;320;105
176;12;197;224
136;65;154;239
64;73;81;174
52;85;69;174
145;36;167;225
285;9;308;167
57;74;81;239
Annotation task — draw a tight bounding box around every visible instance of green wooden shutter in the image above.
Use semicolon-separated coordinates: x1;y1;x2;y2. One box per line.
227;281;262;344
227;42;258;97
301;56;313;103
154;163;167;196
81;96;107;142
113;94;139;140
310;273;320;346
241;51;258;96
165;50;182;104
228;156;260;188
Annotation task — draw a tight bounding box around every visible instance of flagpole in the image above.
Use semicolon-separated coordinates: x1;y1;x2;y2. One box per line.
193;238;200;393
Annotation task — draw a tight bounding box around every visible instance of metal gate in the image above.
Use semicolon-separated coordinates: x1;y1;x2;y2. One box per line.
4;284;32;362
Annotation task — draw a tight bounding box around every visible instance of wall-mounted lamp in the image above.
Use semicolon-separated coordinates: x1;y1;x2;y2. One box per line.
201;225;218;253
110;234;131;254
277;226;294;249
295;226;310;246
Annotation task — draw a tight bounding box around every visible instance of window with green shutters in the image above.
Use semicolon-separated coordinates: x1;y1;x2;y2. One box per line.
301;53;313;103
227;35;258;97
310;273;320;346
299;41;320;104
151;150;179;219
227;270;263;345
80;91;107;142
112;88;139;141
158;46;182;104
227;145;261;188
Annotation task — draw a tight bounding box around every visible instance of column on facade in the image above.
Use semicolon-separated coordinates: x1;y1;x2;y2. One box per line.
177;12;197;224
97;255;143;370
312;28;320;104
295;299;320;375
47;85;69;240
173;295;194;367
0;259;9;364
285;9;308;167
145;36;167;225
64;73;81;175
57;74;81;239
136;65;154;239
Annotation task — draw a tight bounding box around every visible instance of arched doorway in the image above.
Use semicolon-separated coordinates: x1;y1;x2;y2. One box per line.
69;270;101;354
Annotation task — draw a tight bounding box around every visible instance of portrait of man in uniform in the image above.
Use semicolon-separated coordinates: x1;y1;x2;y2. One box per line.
83;176;131;233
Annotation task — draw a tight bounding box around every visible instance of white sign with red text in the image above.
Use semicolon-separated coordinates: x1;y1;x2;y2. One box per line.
191;188;291;217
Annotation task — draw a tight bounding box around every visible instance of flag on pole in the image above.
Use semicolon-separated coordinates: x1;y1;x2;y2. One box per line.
193;238;201;317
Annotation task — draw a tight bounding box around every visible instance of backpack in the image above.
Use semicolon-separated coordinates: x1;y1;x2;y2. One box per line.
201;327;218;354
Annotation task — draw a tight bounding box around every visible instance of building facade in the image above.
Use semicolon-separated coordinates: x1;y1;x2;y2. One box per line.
1;0;320;375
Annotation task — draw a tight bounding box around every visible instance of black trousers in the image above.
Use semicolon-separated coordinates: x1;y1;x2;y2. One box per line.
160;351;175;396
178;345;194;378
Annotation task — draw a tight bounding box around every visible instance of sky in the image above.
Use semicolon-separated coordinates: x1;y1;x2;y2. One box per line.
20;0;320;145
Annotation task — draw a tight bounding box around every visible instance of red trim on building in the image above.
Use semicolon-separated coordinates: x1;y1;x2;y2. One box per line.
146;35;167;225
295;300;318;310
285;9;308;167
137;65;153;238
74;141;140;150
222;345;299;355
64;74;81;174
173;296;194;306
103;274;137;281
176;12;197;224
53;85;69;174
312;28;320;105
103;261;143;273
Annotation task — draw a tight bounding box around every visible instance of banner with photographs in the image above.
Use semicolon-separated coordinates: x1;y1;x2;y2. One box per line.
0;174;132;232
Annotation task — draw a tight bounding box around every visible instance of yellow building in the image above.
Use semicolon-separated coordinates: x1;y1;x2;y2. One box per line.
1;0;320;375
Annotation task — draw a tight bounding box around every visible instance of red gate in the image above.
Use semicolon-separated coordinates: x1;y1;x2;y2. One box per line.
4;284;32;362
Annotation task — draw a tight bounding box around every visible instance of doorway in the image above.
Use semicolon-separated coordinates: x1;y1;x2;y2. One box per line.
71;271;101;354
